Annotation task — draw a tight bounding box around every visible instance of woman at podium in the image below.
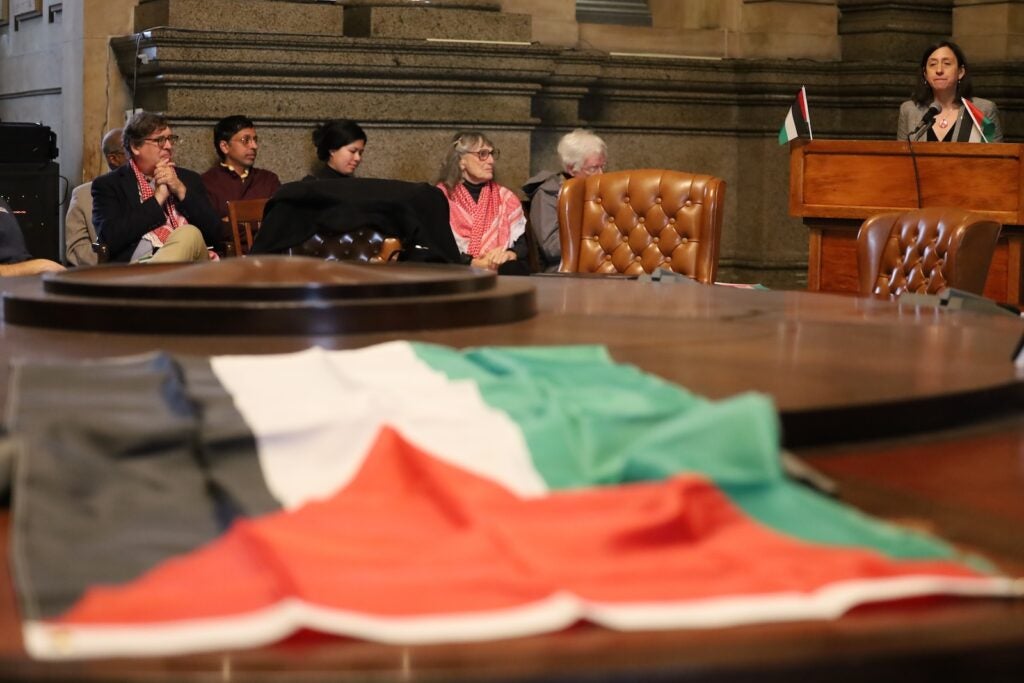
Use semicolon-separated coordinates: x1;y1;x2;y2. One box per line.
897;40;1002;143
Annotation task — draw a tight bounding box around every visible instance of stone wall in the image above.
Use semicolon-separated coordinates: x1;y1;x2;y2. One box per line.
1;0;1022;286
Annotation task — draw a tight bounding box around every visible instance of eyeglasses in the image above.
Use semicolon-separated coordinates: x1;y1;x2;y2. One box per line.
462;148;499;161
143;135;180;147
232;134;259;146
580;163;606;175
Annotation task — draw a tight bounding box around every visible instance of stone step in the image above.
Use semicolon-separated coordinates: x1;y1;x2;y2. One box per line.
135;0;344;35
133;0;532;42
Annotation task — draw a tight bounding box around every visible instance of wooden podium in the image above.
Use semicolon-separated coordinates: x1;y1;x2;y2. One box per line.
789;140;1024;304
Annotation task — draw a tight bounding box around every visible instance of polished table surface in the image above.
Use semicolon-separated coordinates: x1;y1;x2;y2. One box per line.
1;271;1023;681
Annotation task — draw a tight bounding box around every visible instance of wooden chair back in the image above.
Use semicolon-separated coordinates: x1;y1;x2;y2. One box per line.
227;198;270;257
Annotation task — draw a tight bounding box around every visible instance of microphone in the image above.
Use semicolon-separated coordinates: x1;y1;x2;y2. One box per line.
908;103;941;141
906;103;940;209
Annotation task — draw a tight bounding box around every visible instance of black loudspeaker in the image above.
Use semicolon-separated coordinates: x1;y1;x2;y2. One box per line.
0;163;61;262
0;123;59;163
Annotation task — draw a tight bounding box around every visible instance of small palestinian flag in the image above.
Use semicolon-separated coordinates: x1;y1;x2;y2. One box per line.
778;86;812;145
962;97;996;143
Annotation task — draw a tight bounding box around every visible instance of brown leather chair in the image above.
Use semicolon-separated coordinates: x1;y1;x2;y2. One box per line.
286;228;402;263
856;208;1001;297
557;169;725;283
227;198;269;257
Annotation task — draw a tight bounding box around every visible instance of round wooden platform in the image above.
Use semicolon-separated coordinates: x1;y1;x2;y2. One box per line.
2;257;537;335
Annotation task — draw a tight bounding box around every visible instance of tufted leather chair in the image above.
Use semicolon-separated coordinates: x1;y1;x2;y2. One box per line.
286;228;402;263
856;208;1001;297
557;169;725;283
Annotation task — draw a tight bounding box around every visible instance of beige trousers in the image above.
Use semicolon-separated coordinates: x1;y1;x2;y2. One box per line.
147;225;209;263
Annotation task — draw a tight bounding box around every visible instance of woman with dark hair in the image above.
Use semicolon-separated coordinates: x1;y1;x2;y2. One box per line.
309;119;367;178
435;130;528;271
897;40;1002;142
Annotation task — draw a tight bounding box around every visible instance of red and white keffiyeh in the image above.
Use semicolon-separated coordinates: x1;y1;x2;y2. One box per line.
129;159;218;260
438;181;525;257
129;159;186;250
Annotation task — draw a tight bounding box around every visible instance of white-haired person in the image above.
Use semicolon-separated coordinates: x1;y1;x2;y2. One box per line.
435;130;529;274
522;128;607;272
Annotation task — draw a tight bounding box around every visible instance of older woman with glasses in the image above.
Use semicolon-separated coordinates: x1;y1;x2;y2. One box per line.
435;130;528;272
522;128;607;272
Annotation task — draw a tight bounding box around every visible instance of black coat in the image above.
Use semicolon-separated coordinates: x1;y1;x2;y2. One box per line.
250;177;460;264
91;164;221;262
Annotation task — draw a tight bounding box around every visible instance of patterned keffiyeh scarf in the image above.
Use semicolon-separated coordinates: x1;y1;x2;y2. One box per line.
442;181;516;257
130;158;185;250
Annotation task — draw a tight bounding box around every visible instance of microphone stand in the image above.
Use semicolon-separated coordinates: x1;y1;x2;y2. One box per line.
907;136;924;209
906;106;939;209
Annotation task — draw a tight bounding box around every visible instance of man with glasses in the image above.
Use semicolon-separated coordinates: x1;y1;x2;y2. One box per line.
201;115;281;220
522;128;607;272
92;111;220;263
64;128;126;266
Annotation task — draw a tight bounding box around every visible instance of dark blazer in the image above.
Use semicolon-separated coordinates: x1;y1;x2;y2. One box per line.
92;163;221;262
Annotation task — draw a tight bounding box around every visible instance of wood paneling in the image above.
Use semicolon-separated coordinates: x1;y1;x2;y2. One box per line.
792;140;1024;303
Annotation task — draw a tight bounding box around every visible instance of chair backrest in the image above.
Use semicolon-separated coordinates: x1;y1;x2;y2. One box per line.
227;198;270;257
856;207;1001;297
285;227;402;263
557;169;725;283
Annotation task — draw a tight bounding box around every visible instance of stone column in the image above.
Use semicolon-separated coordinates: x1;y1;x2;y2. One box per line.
499;0;577;47
573;0;840;60
738;0;839;59
838;0;953;62
954;0;1024;61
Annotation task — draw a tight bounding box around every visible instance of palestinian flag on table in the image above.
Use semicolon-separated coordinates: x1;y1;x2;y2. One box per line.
778;86;812;145
962;97;997;143
5;343;1014;660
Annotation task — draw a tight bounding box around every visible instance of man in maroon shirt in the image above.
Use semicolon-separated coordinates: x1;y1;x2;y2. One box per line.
200;115;282;221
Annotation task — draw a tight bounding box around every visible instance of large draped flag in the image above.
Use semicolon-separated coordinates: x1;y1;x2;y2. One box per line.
778;86;812;145
5;343;1015;660
962;97;996;143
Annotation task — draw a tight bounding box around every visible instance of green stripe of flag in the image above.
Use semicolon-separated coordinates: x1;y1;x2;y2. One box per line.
412;342;975;564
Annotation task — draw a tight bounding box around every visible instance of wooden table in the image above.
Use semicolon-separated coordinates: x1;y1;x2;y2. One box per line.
1;271;1023;681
